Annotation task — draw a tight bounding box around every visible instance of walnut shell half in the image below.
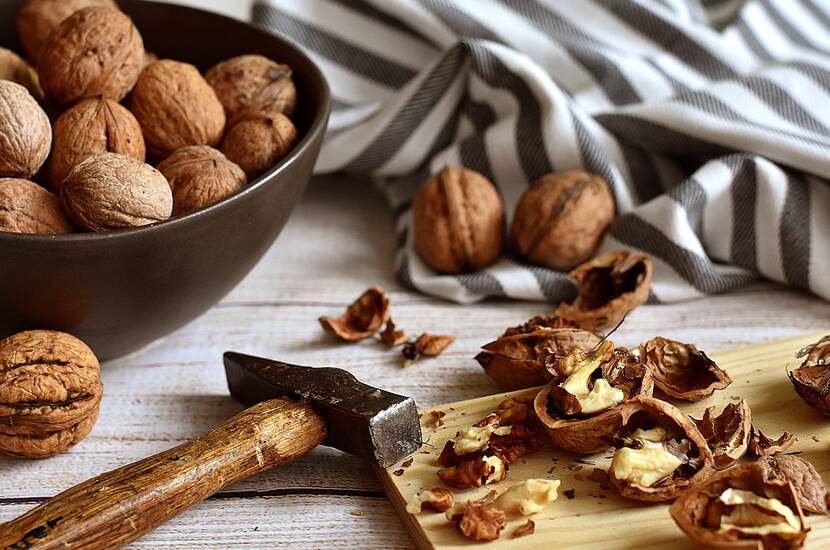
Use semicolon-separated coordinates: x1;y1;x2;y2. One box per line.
789;337;830;416
555;250;652;331
0;46;43;99
0;178;73;234
758;454;827;515
691;400;751;470
0;80;51;179
205;54;297;119
318;286;391;341
641;337;732;402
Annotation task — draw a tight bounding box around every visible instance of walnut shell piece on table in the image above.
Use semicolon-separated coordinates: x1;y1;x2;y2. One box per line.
512;170;615;271
38;7;144;105
60;152;172;232
0;80;51;179
641;336;732;402
220;108;297;179
48;96;146;192
789;336;830;416
16;0;120;63
757;454;828;515
319;286;391;341
0;47;43;99
205;54;297;119
0;178;73;234
156;146;246;216
669;462;808;550
0;330;102;459
412;166;505;274
691;400;751;470
748;428;796;456
555;250;652;331
130;59;226;158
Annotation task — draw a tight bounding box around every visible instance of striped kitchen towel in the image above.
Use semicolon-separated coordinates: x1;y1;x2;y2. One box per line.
253;0;830;304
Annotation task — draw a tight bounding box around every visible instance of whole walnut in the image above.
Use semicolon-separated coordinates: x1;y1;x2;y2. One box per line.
0;47;43;99
512;171;614;271
413;166;504;273
0;330;102;459
130;59;226;158
0;178;73;234
38;7;144;105
220;109;297;179
0;80;51;179
205;54;297;119
157;146;247;216
16;0;120;62
61;152;172;231
48;96;146;191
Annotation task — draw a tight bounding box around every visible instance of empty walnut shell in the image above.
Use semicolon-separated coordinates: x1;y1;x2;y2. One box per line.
610;396;715;502
0;80;51;179
691;400;751;470
534;341;653;454
0;178;73;234
0;330;103;458
205;54;297;119
38;7;144;105
0;46;43;99
749;428;796;456
789;337;830;416
758;454;827;515
555;250;652;331
319;286;391;341
641;337;732;402
48;96;146;191
670;462;807;550
156;146;247;216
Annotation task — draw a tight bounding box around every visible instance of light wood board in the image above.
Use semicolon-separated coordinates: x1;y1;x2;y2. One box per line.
380;331;830;549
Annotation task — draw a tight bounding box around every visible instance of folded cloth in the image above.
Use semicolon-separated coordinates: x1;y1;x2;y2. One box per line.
252;0;830;304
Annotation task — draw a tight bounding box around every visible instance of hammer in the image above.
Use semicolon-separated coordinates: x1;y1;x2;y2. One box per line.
0;353;422;550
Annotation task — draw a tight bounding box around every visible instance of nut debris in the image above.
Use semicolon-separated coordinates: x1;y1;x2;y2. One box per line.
749;429;796;456
319;287;391;341
641;336;732;402
691;400;751;470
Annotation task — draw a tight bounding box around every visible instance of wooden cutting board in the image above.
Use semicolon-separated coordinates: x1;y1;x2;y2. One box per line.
377;331;830;549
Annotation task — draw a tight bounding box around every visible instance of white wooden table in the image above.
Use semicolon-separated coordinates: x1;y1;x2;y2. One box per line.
2;2;830;548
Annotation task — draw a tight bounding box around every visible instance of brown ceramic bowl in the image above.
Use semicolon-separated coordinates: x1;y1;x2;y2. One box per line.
0;0;330;360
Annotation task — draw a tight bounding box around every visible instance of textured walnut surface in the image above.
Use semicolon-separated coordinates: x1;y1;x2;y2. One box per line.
205;54;297;119
0;177;73;234
221;108;297;178
0;47;43;99
0;80;51;179
641;336;732;402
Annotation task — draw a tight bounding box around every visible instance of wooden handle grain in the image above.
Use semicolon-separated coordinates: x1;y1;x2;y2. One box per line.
0;398;327;550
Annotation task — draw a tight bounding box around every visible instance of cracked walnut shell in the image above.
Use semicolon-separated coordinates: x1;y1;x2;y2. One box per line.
0;330;102;458
691;400;751;470
60;152;172;231
38;7;144;105
220;108;297;179
0;47;43;99
641;336;732;402
319;286;390;341
757;454;827;516
789;335;830;416
156;146;246;216
413;166;504;274
512;170;615;271
205;54;297;119
0;80;51;179
0;178;73;234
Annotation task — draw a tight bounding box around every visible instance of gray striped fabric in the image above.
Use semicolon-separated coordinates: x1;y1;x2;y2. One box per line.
253;0;830;304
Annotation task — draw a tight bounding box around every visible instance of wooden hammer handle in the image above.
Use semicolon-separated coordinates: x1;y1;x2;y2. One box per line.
0;398;327;550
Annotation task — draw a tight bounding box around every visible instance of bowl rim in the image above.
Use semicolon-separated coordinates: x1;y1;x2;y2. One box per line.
0;0;331;244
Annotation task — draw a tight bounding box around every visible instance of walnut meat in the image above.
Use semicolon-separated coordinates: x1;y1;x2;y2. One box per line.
0;47;43;99
130;59;226;158
0;330;102;458
691;400;751;470
220;109;297;179
48;96;146;191
205;54;297;119
641;337;732;402
16;0;120;62
156;146;246;216
0;80;51;179
60;152;172;231
412;166;505;273
38;7;144;105
0;178;73;234
456;501;506;542
512;171;615;271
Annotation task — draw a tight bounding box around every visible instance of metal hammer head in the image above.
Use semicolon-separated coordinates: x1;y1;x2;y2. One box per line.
223;352;422;467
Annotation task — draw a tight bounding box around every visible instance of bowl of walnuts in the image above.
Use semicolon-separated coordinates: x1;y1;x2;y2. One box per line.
0;0;330;360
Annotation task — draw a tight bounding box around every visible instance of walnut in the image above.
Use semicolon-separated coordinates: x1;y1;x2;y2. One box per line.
38;7;144;105
412;166;504;273
0;330;102;458
130;59;226;158
691;400;751;470
495;479;560;514
16;0;120;62
641;337;732;402
456;501;506;542
758;454;827;515
670;462;808;550
0;178;73;234
402;333;454;365
380;318;406;347
512;171;615;271
609;397;715;502
319;286;390;341
0;80;51;179
205;54;297;119
48;96;146;192
494;395;535;425
534;340;653;453
156;146;246;216
60;152;172;231
749;428;796;456
439;455;506;488
405;488;454;514
555;250;652;331
220;108;297;179
789;336;830;416
0;47;43;99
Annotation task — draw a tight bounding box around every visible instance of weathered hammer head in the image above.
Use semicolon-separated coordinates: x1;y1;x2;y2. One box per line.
224;352;422;467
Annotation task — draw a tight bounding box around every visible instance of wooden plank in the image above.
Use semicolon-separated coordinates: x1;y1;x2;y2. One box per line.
380;331;830;549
